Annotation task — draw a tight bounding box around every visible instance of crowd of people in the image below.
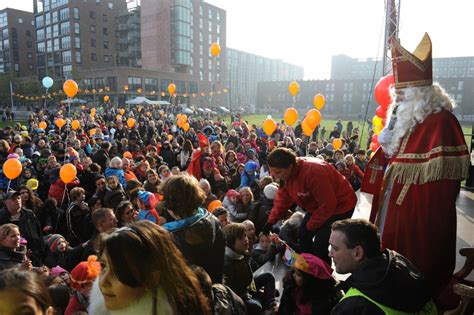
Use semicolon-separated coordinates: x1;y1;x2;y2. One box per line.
0;32;469;315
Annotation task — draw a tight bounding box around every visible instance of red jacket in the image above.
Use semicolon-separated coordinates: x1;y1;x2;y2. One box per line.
268;158;357;231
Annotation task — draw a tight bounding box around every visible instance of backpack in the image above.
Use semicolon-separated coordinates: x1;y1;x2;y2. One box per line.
211;283;247;315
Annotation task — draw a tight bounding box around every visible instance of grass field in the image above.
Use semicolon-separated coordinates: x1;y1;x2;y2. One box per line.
226;114;472;151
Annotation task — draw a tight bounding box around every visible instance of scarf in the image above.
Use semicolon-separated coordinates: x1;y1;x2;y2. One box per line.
162;207;208;232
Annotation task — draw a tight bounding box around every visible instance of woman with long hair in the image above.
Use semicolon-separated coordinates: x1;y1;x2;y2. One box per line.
89;221;211;314
18;185;43;215
114;201;137;227
179;139;194;170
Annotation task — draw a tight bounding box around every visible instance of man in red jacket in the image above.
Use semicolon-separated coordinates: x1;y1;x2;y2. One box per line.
262;148;357;263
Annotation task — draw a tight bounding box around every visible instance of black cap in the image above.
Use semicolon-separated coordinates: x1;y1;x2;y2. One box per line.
4;190;20;200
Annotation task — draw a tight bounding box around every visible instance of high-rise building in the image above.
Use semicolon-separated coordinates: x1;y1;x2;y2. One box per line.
227;48;304;110
33;0;128;80
0;8;36;77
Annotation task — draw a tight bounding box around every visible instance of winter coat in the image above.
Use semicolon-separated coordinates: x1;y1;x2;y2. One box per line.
331;249;435;315
104;167;127;189
268;158;357;231
0;245;25;271
223;247;255;300
44;245;85;272
251;243;280;268
103;186;126;210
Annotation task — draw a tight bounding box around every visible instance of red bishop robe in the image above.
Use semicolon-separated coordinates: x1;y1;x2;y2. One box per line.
361;109;469;297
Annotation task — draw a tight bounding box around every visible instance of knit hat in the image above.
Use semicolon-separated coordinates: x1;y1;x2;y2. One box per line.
46;234;65;253
137;190;158;209
70;255;101;289
263;183;279;200
50;265;68;277
244;161;258;173
294;253;333;280
207;199;223;212
227;189;240;199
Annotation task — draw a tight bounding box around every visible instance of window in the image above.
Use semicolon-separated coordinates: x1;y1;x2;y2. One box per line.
62;50;71;63
18;17;23;24
90;25;96;33
209;21;212;32
14;63;19;71
90;11;95;19
102;14;107;22
63;64;72;75
91;53;97;61
59;8;69;21
52;11;58;23
28;63;33;70
27;52;33;59
76;51;81;63
74;22;80;34
36;28;45;41
73;8;79;19
91;39;96;47
128;76;142;90
46;26;51;39
45;13;50;26
217;12;220;21
103;41;109;49
60;22;70;35
74;37;80;49
53;24;59;37
36;15;44;28
53;38;59;50
106;77;117;91
37;41;45;53
104;54;111;62
103;28;108;35
208;9;212;19
61;36;70;49
46;39;53;52
145;78;158;91
26;30;31;37
108;2;113;9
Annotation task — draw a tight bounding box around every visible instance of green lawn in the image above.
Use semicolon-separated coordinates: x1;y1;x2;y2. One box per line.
225;114;472;151
0;120;27;128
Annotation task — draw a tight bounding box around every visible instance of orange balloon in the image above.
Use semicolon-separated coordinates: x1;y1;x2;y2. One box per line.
55;118;66;129
288;81;300;96
123;151;133;159
301;118;314;137
63;79;78;98
284;108;298;126
3;158;23;180
104;95;109;102
60;163;77;184
177;118;184;128
81;105;86;111
89;128;96;136
182;114;188;123
39;121;47;129
168;83;176;95
210;42;221;57
262;118;277;136
71;120;80;130
313;94;326;110
183;122;190;132
176;113;182;120
127;118;136;128
119;108;125;115
333;138;343;150
305;109;321;129
208;199;223;212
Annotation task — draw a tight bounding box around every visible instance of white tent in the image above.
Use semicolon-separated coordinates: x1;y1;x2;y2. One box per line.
60;98;87;104
126;96;171;106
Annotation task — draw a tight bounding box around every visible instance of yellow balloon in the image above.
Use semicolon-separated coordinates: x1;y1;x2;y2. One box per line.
373;125;383;135
81;105;86;111
372;115;383;127
119;108;125;115
116;115;122;121
168;83;176;95
301;119;314;137
89;128;96;136
55;118;66;129
183;122;190;132
333;138;343;150
63;79;78;98
313;94;326;110
182;114;188;123
91;108;96;114
60;163;77;184
305;109;321;129
39;121;47;129
288;81;300;96
284;108;298;126
262;118;277;136
3;158;23;180
127;118;136;128
210;42;221;57
71;120;80;130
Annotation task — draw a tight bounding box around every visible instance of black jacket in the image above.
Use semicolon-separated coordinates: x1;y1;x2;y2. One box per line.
331;249;433;315
0;245;25;271
0;207;45;265
171;211;225;284
44;245;85;272
92;149;109;173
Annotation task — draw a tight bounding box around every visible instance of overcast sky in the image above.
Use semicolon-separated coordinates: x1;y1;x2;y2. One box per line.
2;0;473;79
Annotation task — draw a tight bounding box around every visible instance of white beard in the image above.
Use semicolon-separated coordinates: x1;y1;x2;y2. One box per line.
379;83;455;158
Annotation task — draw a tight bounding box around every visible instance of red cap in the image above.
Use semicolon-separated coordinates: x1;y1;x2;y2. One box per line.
198;133;209;149
391;33;432;89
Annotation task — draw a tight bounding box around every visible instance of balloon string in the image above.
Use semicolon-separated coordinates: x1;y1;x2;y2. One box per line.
6;180;11;192
60;184;68;208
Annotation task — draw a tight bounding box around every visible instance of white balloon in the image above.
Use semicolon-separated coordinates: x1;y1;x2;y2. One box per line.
267;115;272;119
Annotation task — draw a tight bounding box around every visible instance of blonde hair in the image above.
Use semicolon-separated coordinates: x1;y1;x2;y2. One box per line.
0;224;19;241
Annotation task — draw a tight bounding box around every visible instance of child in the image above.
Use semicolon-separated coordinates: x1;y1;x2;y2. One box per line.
278;253;340;315
44;233;86;272
65;255;101;315
240;161;258;188
251;232;282;268
223;189;246;222
136;190;160;224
